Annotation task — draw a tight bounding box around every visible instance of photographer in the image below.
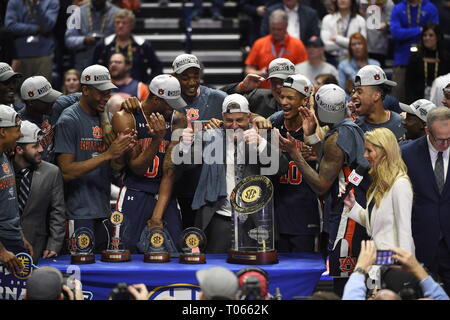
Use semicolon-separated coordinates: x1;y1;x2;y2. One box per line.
109;283;149;300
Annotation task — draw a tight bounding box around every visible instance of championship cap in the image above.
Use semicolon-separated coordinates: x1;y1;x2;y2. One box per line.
20;76;62;103
172;54;201;74
80;64;117;91
283;74;313;98
222;93;250;114
17;120;41;144
26;267;64;300
0;104;20;127
315;84;347;124
149;74;187;110
0;62;21;82
399;99;436;122
267;58;296;80
354;65;397;87
196;267;239;300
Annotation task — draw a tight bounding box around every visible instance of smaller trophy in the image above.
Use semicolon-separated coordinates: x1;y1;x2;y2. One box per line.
69;227;95;264
101;211;131;262
143;227;170;263
179;227;206;264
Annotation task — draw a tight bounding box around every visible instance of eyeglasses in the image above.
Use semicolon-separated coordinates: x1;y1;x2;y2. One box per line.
429;131;450;145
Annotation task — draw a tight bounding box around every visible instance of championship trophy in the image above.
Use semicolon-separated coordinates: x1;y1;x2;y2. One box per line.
143;226;171;263
101;211;131;262
228;175;278;264
179;227;206;264
69;227;96;264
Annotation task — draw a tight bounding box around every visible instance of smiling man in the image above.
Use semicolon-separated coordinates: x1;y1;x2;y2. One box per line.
54;64;136;252
0;62;23;112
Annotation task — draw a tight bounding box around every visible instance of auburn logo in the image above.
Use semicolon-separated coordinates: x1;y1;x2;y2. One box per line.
2;162;11;175
158;89;164;95
41;120;51;133
85;75;91;81
373;74;381;81
28;91;34;98
92;126;102;139
339;256;356;273
185;108;200;121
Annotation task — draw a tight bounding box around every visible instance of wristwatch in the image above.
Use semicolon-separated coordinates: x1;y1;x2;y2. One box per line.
353;267;367;276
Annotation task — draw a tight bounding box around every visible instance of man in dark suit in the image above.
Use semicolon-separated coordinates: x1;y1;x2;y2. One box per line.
175;93;288;253
401;106;450;295
260;0;320;43
13;121;66;263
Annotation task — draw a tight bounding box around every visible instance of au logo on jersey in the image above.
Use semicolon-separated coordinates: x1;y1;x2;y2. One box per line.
2;162;11;175
148;284;201;300
186;108;200;121
92;126;102;139
339;256;356;273
13;253;37;280
41;119;51;133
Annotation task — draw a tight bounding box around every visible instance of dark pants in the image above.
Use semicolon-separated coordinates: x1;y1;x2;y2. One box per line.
203;214;232;254
430;239;450;296
73;219;108;254
178;197;196;230
0;237;27;256
276;234;316;253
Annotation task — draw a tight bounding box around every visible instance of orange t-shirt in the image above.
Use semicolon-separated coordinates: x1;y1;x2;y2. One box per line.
245;33;308;89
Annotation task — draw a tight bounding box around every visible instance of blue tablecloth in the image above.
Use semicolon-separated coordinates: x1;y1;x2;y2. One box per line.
37;253;326;300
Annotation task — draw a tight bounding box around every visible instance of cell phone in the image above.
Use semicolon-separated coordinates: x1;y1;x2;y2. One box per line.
375;250;394;265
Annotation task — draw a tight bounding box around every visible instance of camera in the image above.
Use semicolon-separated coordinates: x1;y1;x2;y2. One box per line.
109;283;135;300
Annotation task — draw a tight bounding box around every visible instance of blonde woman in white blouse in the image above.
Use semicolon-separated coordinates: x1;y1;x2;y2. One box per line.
321;0;367;65
343;128;415;253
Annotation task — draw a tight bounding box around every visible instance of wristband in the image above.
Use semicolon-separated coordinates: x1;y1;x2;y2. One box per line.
353;267;367;276
304;133;321;146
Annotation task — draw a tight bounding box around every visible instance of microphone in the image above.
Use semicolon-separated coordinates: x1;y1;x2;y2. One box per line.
333;165;369;211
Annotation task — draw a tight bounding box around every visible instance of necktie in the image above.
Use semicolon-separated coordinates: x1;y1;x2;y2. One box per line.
435;151;445;194
234;142;244;184
18;168;31;215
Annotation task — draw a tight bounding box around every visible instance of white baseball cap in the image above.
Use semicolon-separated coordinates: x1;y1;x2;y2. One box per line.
172;54;201;74
196;267;239;300
0;62;21;82
315;84;347;124
17;120;41;144
267;58;296;80
80;64;117;91
283;74;313;98
21;76;62;103
0;104;20;127
222;94;250;114
400;99;436;122
149;74;187;110
354;65;397;87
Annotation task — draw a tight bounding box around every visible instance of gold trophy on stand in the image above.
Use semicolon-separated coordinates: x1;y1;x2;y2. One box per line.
101;211;131;262
179;227;206;264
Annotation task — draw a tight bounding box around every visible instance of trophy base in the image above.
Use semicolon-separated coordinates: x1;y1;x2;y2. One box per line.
179;254;206;264
227;250;278;265
101;250;131;262
144;253;171;263
71;254;96;264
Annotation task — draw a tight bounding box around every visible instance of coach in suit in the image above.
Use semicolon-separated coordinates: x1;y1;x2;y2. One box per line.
260;0;320;43
13;121;66;263
401;107;450;295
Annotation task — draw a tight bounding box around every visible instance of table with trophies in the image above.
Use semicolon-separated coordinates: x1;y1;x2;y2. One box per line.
37;176;326;300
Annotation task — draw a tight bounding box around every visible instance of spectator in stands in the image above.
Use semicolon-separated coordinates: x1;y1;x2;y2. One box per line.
314;73;339;92
321;0;367;67
430;74;450;107
436;0;450;52
295;35;338;84
5;0;59;83
405;22;450;103
190;0;225;21
171;53;227;229
0;62;23;112
443;83;450;108
54;64;135;253
112;0;140;12
239;0;271;47
222;57;296;118
278;84;369;297
343;127;415;253
390;0;438;103
196;267;239;300
260;0;320;44
401;106;450;295
358;0;394;67
399;99;437;142
109;53;149;101
19;76;63;163
65;0;120;72
13;121;66;263
351;65;405;140
93;9;163;84
62;69;81;95
338;32;380;95
245;9;307;89
342;240;449;300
